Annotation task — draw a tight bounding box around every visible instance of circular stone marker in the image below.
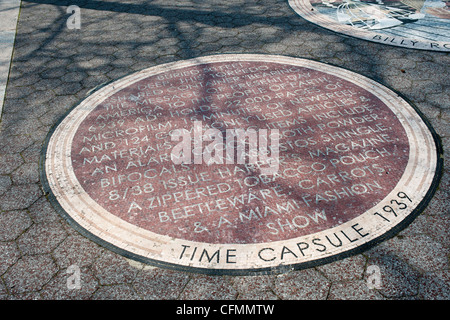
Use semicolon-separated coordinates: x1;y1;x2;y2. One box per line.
289;0;450;51
42;54;442;275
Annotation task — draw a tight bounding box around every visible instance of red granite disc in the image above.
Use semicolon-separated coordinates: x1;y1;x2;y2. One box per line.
43;54;442;274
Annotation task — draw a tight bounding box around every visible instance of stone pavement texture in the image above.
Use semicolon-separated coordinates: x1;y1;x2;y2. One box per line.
0;0;448;300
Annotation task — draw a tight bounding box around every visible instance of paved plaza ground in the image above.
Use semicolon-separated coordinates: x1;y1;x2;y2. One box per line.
0;0;448;300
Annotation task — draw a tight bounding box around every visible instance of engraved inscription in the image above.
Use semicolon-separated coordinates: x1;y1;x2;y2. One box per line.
70;61;410;244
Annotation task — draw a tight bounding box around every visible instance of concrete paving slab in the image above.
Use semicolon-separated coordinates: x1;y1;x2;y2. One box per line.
0;0;20;121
